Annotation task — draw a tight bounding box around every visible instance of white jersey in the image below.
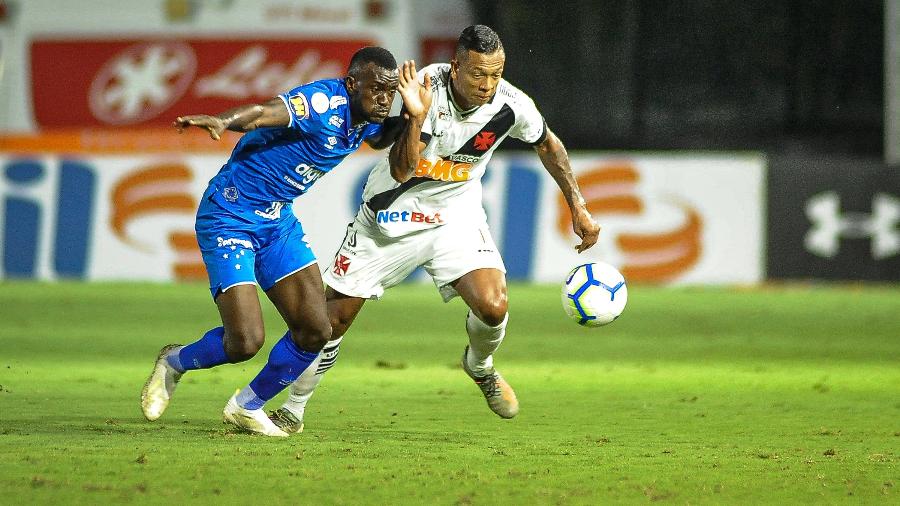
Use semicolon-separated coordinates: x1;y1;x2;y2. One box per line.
357;63;546;237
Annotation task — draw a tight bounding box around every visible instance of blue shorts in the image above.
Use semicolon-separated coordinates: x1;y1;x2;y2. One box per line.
195;191;316;299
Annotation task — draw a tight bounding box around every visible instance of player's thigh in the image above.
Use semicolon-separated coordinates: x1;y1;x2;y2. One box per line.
254;215;317;294
322;222;423;299
424;222;507;306
215;283;266;358
195;203;261;299
265;263;331;350
325;285;367;338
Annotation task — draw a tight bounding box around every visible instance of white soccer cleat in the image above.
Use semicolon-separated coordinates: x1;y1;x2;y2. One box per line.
461;346;519;419
223;391;290;438
140;344;183;421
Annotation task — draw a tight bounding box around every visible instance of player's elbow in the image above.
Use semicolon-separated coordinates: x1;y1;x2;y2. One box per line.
389;160;414;183
390;169;412;183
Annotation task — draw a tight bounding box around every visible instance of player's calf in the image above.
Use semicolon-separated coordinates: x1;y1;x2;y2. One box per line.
272;336;343;431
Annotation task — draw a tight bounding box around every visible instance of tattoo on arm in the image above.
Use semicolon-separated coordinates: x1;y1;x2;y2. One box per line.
219;98;290;132
536;130;586;210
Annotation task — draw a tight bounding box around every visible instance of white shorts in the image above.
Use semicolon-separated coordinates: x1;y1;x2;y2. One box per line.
322;218;506;302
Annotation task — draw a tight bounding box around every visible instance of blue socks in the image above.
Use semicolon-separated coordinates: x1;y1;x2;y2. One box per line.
167;327;229;373
236;332;319;410
165;327;318;411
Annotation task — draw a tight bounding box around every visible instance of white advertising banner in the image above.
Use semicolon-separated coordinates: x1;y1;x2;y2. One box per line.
0;151;765;285
523;154;766;284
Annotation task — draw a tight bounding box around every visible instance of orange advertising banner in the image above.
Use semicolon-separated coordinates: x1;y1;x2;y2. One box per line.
0;129;239;154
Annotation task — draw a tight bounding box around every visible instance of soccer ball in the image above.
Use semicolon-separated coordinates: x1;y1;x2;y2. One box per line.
562;262;628;327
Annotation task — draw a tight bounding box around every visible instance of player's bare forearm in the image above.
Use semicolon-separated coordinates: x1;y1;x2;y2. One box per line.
388;61;433;182
535;129;601;252
535;130;585;210
173;98;289;140
388;115;426;182
216;98;290;132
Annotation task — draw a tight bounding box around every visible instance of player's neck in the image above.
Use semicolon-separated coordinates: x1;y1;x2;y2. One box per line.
448;79;480;115
349;111;368;128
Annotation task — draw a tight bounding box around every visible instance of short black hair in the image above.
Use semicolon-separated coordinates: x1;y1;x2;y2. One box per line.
348;46;397;77
456;25;503;55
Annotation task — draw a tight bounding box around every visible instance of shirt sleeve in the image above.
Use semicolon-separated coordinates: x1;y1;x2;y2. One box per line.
365;122;385;141
509;95;547;145
278;83;329;135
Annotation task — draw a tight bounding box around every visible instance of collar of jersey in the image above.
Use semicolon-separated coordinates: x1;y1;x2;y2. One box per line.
336;82;368;135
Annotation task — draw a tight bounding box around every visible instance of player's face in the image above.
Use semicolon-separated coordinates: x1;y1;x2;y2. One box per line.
347;63;399;124
450;49;505;110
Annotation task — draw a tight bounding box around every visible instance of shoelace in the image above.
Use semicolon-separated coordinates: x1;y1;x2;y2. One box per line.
269;409;300;428
474;374;502;398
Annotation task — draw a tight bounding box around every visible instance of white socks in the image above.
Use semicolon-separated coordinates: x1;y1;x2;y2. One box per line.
280;336;343;418
465;310;508;376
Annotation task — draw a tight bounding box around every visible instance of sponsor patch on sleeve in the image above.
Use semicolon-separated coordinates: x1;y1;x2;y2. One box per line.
311;92;329;114
289;94;309;120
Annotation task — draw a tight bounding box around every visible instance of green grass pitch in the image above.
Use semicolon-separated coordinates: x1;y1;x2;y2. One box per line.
0;281;897;504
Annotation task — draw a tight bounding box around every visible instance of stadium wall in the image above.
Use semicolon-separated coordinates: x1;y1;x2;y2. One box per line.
0;149;765;285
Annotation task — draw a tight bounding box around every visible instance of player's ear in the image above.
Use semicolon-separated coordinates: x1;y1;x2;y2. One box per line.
345;75;357;94
450;58;459;80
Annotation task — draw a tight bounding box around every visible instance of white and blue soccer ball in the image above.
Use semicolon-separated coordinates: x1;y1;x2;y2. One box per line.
562;262;628;327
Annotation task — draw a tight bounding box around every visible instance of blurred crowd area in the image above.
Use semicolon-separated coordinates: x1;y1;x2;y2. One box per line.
478;0;885;157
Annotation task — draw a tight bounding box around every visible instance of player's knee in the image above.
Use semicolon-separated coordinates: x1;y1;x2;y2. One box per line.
478;297;508;327
225;327;265;362
292;321;332;352
330;313;353;339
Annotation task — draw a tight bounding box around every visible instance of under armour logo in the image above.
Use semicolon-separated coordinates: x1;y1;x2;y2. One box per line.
804;192;900;259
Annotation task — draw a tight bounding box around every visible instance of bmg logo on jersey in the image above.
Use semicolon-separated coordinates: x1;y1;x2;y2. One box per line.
1;158;96;278
415;158;471;182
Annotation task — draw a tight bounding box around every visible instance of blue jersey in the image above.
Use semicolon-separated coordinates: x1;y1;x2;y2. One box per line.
207;78;383;219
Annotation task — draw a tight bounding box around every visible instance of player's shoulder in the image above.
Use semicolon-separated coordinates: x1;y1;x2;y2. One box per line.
283;78;348;118
494;78;539;111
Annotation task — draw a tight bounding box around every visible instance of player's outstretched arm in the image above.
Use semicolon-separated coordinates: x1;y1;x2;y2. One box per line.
388;60;432;182
173;98;290;140
534;128;601;253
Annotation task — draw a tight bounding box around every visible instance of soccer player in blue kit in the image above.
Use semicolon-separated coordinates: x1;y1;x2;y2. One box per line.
140;47;434;437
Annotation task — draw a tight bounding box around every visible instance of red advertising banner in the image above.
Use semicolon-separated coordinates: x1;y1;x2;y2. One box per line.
30;38;373;128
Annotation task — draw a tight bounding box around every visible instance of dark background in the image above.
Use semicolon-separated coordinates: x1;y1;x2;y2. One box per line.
471;0;884;158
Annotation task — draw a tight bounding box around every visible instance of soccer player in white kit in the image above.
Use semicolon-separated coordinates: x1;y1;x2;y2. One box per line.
269;25;600;432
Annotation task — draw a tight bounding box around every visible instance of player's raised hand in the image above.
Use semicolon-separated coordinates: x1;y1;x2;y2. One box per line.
173;115;227;140
572;207;601;253
397;60;432;120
